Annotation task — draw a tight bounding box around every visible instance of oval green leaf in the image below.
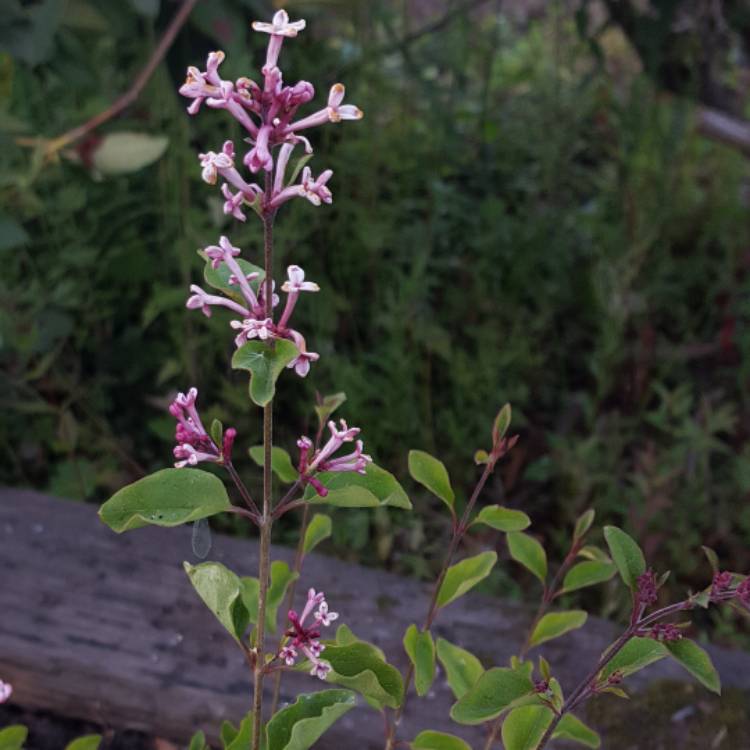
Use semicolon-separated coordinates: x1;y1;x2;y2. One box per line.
184;561;249;642
408;450;455;511
412;731;471;750
599;637;667;681
573;509;595;541
437;551;497;609
99;468;231;533
665;639;721;694
240;560;299;633
249;445;299;483
507;532;547;583
0;727;28;750
232;339;299;406
553;714;601;748
64;737;102;750
303;513;332;555
450;668;533;725
529;610;588;649
304;463;411;509
314;392;347;427
403;625;436;696
473;506;531;532
501;706;554;750
561;561;617;594
436;637;484;699
323;642;404;709
188;731;208;750
266;689;356;750
603;526;646;590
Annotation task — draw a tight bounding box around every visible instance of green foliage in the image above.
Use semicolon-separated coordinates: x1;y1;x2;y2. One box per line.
0;726;28;750
403;624;436;696
604;526;647;590
507;533;547;584
553;714;601;748
528;610;588;648
599;637;668;680
224;715;253;750
322;641;404;709
501;706;554;750
664;639;721;695
435;637;484;699
241;560;298;633
472;506;531;532
188;731;209;750
450;668;533;725
99;469;231;533
408;450;455;512
302;513;332;554
303;463;411;509
266;690;356;750
64;737;102;750
561;561;617;594
411;731;471;750
184;561;249;643
314;392;347;427
248;446;299;483
436;551;497;609
232;339;299;407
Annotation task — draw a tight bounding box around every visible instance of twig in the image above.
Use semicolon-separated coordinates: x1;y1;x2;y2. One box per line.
17;0;199;159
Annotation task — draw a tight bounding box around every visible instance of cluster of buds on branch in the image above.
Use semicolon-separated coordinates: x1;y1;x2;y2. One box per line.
296;419;372;496
279;588;339;680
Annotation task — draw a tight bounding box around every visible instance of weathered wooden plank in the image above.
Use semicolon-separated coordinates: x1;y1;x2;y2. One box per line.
1;489;748;747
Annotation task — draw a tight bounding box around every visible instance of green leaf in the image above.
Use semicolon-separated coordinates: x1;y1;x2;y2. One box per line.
304;463;411;509
473;506;531;532
210;418;223;447
332;625;386;659
493;403;512;442
203;254;264;302
64;737;102;750
561;561;617;594
266;689;356;750
99;468;231;533
184;561;249;642
507;532;547;583
241;560;299;633
573;509;595;541
603;526;646;590
701;546;720;574
553;714;601;748
599;637;667;681
314;392;347;427
403;625;436;696
232;339;299;406
303;513;332;555
450;668;533;725
436;638;484;699
91;132;168;176
501;706;554;750
220;721;238;747
0;726;28;750
225;715;253;750
577;545;610;562
188;730;208;750
408;450;455;511
287;152;314;187
411;731;471;750
437;551;497;609
323;642;404;709
529;610;588;648
249;446;299;483
665;639;721;694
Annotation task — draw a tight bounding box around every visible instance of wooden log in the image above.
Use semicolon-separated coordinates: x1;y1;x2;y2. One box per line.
1;489;749;747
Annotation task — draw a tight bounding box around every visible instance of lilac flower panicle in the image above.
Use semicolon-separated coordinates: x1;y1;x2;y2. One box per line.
281;588;338;680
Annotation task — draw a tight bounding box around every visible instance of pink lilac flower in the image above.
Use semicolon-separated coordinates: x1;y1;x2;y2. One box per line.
737;577;750;607
282;588;338;680
278;265;319;329
230;317;276;347
170;388;235;468
296;420;372;496
179;9;362;215
0;680;11;703
187;285;251;318
285;329;319;377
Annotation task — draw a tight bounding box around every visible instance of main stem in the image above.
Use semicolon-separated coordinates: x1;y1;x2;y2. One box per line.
384;462;495;750
252;197;275;750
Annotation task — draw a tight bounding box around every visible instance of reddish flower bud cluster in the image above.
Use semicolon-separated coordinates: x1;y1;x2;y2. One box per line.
711;570;733;601
647;623;682;642
737;577;750;607
636;569;659;608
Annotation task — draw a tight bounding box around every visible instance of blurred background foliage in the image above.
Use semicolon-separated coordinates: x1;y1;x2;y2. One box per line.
1;0;750;641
